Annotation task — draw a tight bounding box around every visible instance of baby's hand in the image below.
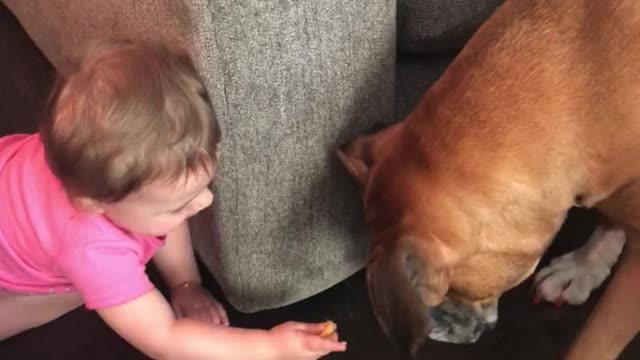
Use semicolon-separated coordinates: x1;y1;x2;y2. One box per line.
268;321;347;360
170;282;229;326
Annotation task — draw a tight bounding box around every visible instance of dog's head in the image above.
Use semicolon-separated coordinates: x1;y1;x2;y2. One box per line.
337;122;546;355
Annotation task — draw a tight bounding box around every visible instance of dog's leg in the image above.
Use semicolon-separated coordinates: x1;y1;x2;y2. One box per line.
564;232;640;360
534;226;626;305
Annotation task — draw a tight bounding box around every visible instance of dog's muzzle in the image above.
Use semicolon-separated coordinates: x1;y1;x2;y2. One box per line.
428;298;498;344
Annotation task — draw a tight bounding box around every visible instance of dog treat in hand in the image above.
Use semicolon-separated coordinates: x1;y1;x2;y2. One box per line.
320;321;337;337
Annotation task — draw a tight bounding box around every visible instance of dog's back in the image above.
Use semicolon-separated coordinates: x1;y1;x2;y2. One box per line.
405;0;640;214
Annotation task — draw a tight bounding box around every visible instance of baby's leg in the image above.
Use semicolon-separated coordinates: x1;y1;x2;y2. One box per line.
0;291;83;340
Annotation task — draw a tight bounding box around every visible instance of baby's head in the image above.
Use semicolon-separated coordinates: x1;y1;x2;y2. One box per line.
41;39;220;237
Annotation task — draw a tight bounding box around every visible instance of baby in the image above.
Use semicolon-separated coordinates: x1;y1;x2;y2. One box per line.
0;39;346;360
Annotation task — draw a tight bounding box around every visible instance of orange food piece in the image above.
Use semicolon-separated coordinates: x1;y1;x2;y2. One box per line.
320;321;337;337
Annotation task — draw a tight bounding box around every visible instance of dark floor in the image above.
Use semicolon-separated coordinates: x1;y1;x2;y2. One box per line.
1;4;639;360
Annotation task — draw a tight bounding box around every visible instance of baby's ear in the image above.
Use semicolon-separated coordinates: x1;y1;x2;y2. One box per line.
214;142;221;160
72;196;105;214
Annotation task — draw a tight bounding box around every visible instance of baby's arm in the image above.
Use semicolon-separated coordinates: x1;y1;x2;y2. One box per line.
97;288;278;360
153;221;201;287
60;224;345;359
153;221;228;325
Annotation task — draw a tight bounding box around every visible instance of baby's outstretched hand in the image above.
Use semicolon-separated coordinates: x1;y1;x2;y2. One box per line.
269;321;347;360
170;282;229;326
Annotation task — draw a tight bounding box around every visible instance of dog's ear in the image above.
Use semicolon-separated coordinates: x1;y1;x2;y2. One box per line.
336;139;372;188
336;122;404;188
405;235;456;307
367;237;453;356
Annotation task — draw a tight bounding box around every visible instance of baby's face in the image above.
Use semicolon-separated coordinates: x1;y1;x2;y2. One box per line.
102;163;216;237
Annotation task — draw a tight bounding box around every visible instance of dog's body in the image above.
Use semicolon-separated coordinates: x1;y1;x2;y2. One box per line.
337;0;640;359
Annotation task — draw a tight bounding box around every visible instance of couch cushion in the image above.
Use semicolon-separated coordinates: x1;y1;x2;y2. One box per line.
194;0;397;312
395;52;453;121
398;0;504;54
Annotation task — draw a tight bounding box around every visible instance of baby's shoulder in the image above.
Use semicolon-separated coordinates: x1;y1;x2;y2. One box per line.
64;213;137;248
0;133;38;167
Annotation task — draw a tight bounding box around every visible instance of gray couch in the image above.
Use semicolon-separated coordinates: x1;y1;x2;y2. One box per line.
2;0;503;313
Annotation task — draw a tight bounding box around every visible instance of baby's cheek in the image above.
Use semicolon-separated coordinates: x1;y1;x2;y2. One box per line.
160;218;185;235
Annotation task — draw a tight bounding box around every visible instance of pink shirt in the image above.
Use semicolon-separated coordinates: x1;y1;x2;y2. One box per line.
0;133;165;310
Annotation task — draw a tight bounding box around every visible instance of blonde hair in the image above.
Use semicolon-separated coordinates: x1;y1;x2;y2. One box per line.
40;39;220;202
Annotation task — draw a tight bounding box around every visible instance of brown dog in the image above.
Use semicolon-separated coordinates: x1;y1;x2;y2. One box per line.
337;0;640;359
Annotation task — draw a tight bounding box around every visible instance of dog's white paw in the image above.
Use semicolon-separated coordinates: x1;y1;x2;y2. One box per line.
534;251;610;305
533;228;626;306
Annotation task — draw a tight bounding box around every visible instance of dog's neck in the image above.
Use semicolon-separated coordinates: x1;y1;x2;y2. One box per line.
399;90;583;256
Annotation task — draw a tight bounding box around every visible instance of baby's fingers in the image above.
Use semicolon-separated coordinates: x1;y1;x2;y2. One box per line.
304;334;347;354
212;301;229;326
171;303;184;319
198;305;218;324
327;332;339;342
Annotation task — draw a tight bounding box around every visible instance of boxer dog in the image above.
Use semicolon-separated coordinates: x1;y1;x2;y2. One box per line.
336;0;640;359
